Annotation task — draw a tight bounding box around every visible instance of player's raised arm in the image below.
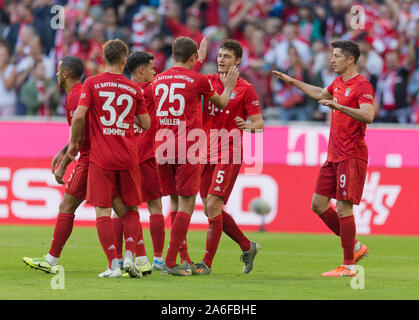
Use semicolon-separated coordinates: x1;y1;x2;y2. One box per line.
209;66;239;109
272;70;332;101
68;105;88;161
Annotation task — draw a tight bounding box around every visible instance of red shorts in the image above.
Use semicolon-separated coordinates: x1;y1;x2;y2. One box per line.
65;159;89;200
87;161;141;207
200;163;241;203
157;162;201;196
315;158;368;205
139;158;163;202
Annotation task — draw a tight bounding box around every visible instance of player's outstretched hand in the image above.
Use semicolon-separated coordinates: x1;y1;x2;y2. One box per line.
67;142;79;162
235;116;247;130
221;66;239;90
272;71;294;85
319;99;339;110
197;37;208;62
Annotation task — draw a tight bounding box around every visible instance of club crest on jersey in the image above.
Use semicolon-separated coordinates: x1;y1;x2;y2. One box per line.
345;88;351;97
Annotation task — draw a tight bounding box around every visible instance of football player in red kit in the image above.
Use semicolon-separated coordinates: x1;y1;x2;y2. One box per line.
69;39;150;278
152;36;239;276
273;40;374;277
192;40;264;275
23;56;87;273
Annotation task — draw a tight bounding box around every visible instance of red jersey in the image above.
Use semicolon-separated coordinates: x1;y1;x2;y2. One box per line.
326;74;375;163
135;81;156;163
152;67;215;162
203;75;261;162
78;72;148;170
65;83;90;162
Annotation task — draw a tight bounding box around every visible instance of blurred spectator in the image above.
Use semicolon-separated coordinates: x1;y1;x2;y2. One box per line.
309;49;336;122
357;52;378;90
20;61;60;117
118;0;142;29
32;0;56;54
3;2;34;55
203;24;229;63
296;2;322;42
0;40;17;116
147;34;167;74
264;22;312;71
409;67;419;123
240;26;273;109
131;6;162;51
103;6;127;43
53;26;83;68
82;22;106;76
16;35;54;88
376;50;412;123
358;35;384;77
312;39;330;76
9;24;36;65
165;1;204;45
321;0;349;42
275;45;310;122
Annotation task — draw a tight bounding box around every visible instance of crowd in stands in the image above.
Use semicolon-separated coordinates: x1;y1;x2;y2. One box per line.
0;0;418;124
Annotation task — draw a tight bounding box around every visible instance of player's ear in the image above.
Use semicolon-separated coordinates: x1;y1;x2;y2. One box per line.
236;57;242;66
139;65;145;75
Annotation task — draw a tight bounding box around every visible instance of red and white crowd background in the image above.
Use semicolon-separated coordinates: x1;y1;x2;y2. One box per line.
1;121;418;236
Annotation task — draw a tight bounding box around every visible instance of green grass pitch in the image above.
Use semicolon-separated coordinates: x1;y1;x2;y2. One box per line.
1;224;419;300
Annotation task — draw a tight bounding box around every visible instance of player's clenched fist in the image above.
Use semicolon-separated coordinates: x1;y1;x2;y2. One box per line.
54;164;66;185
67;142;79;162
51;149;65;174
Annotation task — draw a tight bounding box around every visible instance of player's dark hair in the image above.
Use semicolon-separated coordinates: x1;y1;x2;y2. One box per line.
60;56;84;80
220;39;243;59
172;36;197;63
102;39;129;65
331;40;361;64
126;51;154;74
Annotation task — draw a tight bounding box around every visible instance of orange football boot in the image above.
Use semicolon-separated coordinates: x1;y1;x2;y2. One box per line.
322;266;356;277
354;243;369;264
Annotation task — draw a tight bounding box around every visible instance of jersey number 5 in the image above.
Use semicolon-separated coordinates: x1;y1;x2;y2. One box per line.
99;91;133;129
155;83;186;117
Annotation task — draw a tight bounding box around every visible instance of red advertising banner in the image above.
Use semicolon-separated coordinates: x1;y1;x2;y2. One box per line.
1;158;418;235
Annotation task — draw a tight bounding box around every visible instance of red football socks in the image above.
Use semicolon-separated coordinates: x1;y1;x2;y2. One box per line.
96;216;118;269
319;207;358;245
319;207;341;236
222;210;251;252
165;211;191;268
203;214;223;267
340;215;356;265
48;213;75;258
111;217;124;259
170;210;191;264
149;214;165;257
122;210;140;258
134;215;146;257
